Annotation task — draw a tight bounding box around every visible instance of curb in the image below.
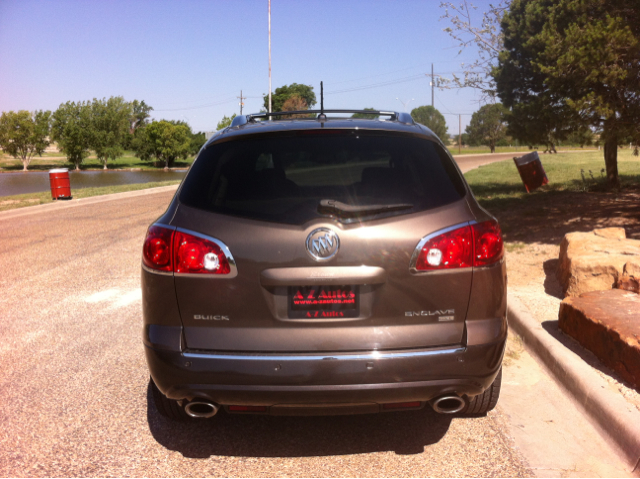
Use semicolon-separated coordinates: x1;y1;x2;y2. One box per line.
508;294;640;473
0;184;179;222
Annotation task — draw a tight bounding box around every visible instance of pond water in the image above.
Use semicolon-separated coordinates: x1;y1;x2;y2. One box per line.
0;169;187;197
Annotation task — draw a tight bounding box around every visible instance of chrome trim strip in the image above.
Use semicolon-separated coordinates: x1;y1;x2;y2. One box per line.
183;346;465;362
409;220;477;274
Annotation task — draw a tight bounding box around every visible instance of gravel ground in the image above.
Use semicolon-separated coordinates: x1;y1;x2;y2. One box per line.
0;190;533;478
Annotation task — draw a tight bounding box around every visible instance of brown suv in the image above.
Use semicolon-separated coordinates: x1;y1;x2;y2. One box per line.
142;110;506;420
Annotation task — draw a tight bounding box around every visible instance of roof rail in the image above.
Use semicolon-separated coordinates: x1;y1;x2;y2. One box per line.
238;110;414;125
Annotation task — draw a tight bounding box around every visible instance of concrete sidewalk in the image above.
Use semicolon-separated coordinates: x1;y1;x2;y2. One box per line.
508;295;640;473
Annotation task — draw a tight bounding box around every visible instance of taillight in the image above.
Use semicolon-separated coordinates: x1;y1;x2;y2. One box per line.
415;225;473;270
472;220;504;266
142;225;234;275
413;220;503;271
174;231;231;275
143;225;174;272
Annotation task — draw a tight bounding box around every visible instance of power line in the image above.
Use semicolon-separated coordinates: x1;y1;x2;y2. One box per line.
325;74;425;95
154;97;237;112
152;70;470;112
434;91;475;115
152;90;239;108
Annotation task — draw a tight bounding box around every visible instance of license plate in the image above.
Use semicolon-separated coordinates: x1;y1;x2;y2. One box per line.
288;285;359;319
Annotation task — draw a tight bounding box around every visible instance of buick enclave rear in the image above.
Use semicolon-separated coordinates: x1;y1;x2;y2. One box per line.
142;110;506;420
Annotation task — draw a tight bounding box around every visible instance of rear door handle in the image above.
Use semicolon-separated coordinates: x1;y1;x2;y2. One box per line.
260;266;386;286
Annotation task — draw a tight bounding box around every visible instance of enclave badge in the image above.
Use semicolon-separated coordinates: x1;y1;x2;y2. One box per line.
306;228;340;261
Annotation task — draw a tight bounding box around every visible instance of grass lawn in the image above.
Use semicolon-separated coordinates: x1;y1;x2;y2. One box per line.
464;149;640;244
0;151;195;171
0;180;180;213
448;145;597;155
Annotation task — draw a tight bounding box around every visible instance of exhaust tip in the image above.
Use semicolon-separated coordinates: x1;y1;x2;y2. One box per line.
185;400;219;418
430;395;466;414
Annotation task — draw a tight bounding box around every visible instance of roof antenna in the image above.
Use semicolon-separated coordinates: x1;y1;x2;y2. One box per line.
319;81;326;121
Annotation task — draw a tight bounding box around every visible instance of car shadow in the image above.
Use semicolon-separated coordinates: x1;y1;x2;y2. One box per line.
146;383;454;459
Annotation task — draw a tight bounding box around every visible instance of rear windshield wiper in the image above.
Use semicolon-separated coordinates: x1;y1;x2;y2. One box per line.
318;199;414;217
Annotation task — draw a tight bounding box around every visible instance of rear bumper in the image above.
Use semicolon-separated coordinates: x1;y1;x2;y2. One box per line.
144;325;506;406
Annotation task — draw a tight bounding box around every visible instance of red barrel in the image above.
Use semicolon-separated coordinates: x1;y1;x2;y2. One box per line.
49;168;72;200
513;151;549;193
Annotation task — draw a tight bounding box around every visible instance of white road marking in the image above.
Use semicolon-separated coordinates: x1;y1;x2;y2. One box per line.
112;288;142;308
83;288;142;309
85;289;120;303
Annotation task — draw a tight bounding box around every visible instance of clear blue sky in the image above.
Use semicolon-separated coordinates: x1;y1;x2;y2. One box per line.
0;0;494;135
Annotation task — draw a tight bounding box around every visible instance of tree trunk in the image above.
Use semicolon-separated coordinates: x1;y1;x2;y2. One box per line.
603;128;620;188
490;143;496;153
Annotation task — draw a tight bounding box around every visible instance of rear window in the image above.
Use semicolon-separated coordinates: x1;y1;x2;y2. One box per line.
179;130;466;225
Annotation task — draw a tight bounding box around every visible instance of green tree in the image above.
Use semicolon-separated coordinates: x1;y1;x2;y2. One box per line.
124;99;153;149
494;0;587;154
130;100;153;132
263;83;316;112
495;0;640;187
410;105;449;140
465;103;508;153
134;120;191;169
567;128;594;147
166;119;206;155
0;110;51;171
351;108;379;119
89;96;132;169
51;101;93;170
189;131;206;155
216;113;237;130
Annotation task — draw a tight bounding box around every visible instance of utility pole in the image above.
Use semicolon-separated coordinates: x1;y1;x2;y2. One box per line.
268;0;272;113
458;114;462;154
431;63;434;108
238;90;246;115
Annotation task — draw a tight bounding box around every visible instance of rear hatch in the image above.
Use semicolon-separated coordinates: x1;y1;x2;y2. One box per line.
173;128;475;352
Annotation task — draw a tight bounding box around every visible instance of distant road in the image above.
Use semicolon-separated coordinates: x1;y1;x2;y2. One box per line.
452;152;519;174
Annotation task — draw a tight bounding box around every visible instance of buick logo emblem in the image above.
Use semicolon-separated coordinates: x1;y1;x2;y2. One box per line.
306;228;340;261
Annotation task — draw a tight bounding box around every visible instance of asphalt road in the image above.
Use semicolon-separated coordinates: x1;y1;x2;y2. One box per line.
0;154;630;477
0;188;534;477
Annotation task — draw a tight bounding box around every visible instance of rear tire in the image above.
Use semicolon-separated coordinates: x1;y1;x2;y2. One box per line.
461;367;502;415
150;378;190;421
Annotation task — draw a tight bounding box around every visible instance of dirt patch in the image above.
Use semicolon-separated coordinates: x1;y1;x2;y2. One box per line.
494;187;640;413
484;186;640;245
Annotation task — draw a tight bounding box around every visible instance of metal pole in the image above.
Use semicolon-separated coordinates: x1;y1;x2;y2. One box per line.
431;63;434;108
458;114;461;154
268;0;272;113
